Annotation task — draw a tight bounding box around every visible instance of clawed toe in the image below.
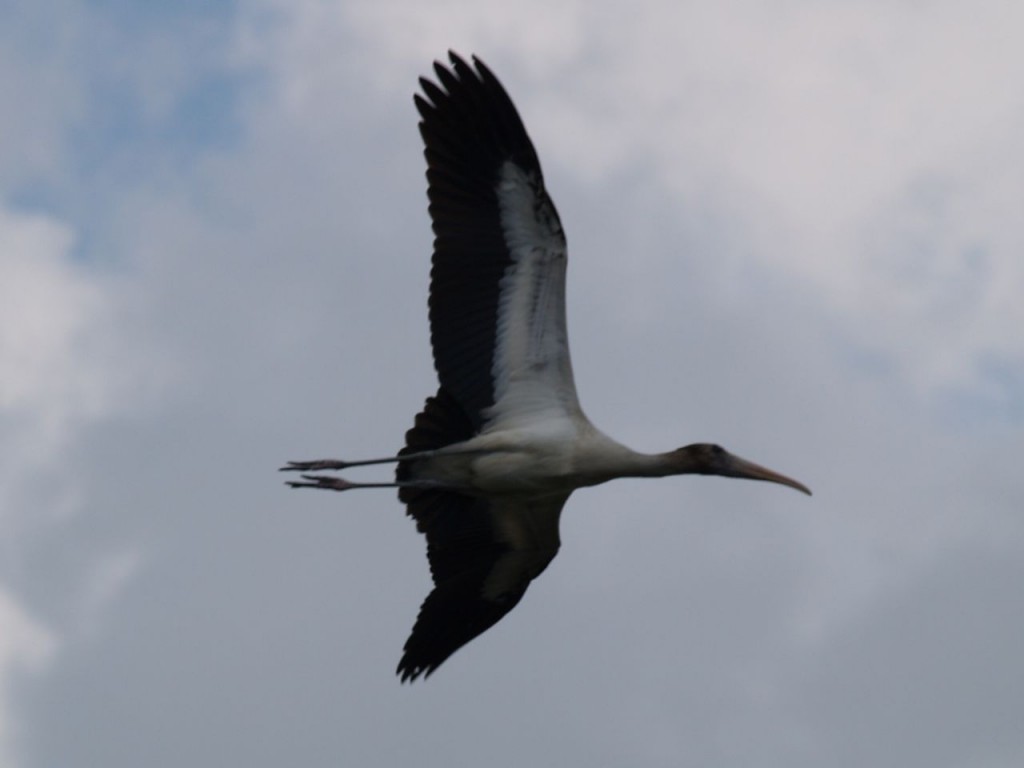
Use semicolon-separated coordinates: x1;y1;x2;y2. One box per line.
285;474;356;491
280;459;347;472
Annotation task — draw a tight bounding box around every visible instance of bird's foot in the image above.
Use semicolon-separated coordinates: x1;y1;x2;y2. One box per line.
285;474;357;491
280;459;348;472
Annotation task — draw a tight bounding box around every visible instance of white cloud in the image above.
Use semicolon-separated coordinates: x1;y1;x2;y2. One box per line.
269;0;1024;401
546;2;1024;399
0;210;82;765
0;591;56;768
0;203;157;764
0;207;157;475
71;549;144;641
1;211;98;432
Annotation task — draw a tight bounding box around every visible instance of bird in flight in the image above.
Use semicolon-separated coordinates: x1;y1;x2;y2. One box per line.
282;52;810;683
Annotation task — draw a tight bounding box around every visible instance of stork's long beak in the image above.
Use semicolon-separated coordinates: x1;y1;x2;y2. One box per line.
723;454;812;496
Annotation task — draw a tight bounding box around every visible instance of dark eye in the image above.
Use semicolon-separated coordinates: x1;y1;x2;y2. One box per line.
710;444;725;457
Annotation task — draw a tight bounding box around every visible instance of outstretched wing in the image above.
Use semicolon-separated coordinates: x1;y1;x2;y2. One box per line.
397;490;567;682
415;52;581;432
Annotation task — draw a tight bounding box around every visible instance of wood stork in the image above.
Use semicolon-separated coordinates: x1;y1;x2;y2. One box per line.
283;52;811;683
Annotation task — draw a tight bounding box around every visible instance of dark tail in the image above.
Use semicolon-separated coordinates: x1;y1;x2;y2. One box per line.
396;387;475;508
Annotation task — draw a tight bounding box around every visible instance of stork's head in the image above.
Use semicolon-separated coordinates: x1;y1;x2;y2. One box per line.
673;443;811;495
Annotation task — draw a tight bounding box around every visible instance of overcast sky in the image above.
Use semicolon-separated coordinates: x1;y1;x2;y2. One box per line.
2;1;1023;766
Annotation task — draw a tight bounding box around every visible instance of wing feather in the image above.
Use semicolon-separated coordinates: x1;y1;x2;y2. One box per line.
396;389;568;681
397;492;566;682
416;52;579;431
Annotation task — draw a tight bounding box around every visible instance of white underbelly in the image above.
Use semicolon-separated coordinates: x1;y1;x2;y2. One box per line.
466;449;577;495
411;418;632;497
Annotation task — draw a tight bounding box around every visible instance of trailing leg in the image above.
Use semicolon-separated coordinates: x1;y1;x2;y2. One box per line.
285;475;424;492
280;449;443;473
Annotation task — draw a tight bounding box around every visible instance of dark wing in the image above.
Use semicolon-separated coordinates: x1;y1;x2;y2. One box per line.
396;388;567;681
415;52;580;432
396;490;567;682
